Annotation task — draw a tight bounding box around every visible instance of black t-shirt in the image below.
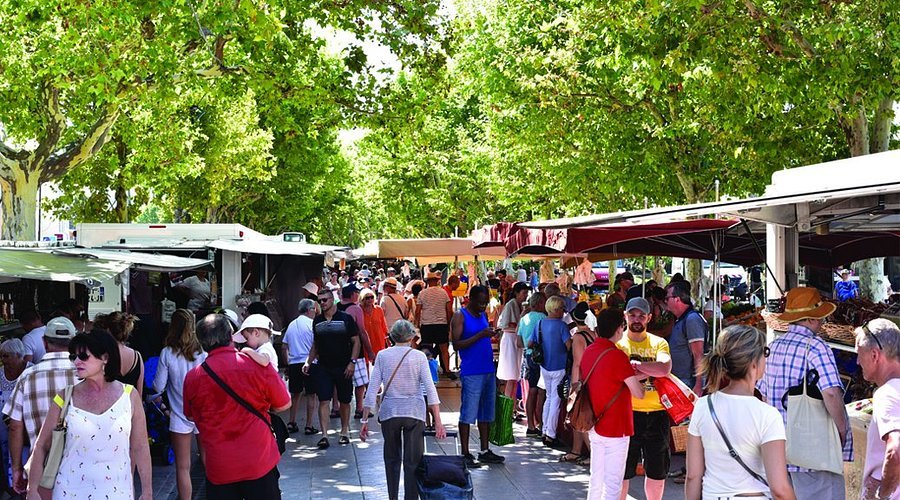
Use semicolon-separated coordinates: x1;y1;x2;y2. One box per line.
313;310;358;369
487;278;501;290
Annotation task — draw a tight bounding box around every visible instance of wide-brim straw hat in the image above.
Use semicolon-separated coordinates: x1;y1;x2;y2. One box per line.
777;287;836;323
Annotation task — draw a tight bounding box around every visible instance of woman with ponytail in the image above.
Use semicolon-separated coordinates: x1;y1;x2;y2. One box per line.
684;325;795;500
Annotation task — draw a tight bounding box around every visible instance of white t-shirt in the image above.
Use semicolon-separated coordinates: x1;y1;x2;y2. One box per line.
703;299;723;320
22;326;46;362
864;378;900;500
688;392;786;497
417;286;450;326
256;341;279;371
283;315;314;364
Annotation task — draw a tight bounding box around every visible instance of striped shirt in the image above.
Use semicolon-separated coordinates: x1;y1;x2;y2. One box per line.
363;346;440;422
758;324;853;471
2;351;78;446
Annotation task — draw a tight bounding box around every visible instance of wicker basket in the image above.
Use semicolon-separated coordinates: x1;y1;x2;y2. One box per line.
670;424;689;454
761;310;790;332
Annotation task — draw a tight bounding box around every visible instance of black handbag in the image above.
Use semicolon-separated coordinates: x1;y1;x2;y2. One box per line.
201;363;288;455
528;320;545;365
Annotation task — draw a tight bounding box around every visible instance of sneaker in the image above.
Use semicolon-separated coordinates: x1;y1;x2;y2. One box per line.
478;450;505;464
463;453;482;468
525;428;541;437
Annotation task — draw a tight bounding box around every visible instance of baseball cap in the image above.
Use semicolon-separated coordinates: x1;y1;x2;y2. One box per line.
342;282;361;295
45;316;78;339
233;314;278;343
220;309;240;329
625;297;651;314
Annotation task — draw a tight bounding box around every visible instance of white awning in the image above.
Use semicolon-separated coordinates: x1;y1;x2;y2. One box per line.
353;238;508;264
206;239;347;256
521;151;900;230
50;248;211;272
0;248;129;286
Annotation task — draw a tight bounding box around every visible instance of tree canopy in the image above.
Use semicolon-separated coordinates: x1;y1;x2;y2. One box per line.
1;0;896;246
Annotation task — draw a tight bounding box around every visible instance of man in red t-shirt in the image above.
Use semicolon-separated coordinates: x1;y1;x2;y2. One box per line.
184;314;291;498
580;308;644;500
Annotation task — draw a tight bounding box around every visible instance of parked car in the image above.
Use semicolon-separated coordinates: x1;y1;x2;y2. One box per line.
592;260;627;291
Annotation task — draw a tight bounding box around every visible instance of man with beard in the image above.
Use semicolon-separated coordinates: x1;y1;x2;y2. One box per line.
616;297;672;500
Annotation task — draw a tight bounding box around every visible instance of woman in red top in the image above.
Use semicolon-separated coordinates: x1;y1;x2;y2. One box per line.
581;309;645;500
360;289;388;357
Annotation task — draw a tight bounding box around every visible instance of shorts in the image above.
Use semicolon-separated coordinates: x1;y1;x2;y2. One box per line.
352;359;369;387
524;356;541;387
169;411;198;435
459;373;496;424
420;323;449;345
316;365;353;404
624;410;671;480
287;363;316;395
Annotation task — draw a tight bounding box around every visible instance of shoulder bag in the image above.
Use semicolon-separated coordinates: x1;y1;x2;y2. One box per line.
783;338;843;474
566;347;625;433
528;320;545;366
707;395;769;487
38;385;74;489
377;347;414;422
201;363;289;455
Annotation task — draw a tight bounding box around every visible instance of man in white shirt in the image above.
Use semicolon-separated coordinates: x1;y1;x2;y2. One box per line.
379;277;408;331
19;311;45;364
282;298;319;435
855;319;900;500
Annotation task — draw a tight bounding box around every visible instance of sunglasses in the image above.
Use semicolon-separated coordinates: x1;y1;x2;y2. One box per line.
69;352;91;362
318;297;332;304
861;321;884;350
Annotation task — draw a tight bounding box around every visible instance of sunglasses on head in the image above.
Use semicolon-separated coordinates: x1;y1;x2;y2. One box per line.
69;352;91;362
861;321;884;350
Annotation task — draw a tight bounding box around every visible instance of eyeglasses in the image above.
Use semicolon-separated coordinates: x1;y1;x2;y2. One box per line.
861;321;883;350
318;297;331;304
69;352;91;362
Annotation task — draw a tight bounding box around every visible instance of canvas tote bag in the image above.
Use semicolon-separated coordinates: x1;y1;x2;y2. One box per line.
784;338;843;474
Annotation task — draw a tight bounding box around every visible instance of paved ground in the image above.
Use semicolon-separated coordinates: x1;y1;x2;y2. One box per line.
152;380;685;499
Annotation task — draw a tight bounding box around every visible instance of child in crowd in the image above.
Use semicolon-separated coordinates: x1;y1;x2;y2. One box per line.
420;345;439;428
233;314;280;370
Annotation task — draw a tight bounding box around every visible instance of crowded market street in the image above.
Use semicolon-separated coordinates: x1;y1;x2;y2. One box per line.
152;380;685;499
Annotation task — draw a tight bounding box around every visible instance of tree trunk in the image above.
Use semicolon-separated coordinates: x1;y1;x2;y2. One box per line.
870;98;894;154
858;258;887;302
113;135;129;223
0;161;41;240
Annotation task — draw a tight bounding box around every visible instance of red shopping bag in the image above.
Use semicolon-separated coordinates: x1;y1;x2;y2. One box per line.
653;374;697;424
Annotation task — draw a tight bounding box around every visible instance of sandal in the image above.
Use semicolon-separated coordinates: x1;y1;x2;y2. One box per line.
339;435;350;445
304;426;319;435
317;437;330;449
354;410;363;419
575;456;591;466
558;453;580;463
286;422;300;434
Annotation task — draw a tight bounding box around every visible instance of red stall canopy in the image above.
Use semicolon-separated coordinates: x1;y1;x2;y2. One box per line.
503;219;740;256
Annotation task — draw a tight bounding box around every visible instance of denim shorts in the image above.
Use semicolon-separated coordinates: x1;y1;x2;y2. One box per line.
459;373;496;424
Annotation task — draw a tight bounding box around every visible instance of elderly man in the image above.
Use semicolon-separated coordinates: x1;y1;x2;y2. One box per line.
758;287;852;499
664;280;707;396
282;298;319;435
616;297;672;500
184;314;290;498
855;319;899;500
4;317;79;495
379;277;408;330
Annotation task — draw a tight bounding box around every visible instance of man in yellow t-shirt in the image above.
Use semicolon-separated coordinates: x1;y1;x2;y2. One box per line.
616;297;672;500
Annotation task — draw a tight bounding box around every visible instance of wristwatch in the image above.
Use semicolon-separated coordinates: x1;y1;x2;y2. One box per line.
350;358;357;364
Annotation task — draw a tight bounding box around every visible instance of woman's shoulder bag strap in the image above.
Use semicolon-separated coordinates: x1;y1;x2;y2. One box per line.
706;395;769;487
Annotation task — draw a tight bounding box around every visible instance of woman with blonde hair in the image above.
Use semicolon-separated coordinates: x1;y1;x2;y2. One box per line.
94;311;144;396
152;309;207;500
685;325;794;500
